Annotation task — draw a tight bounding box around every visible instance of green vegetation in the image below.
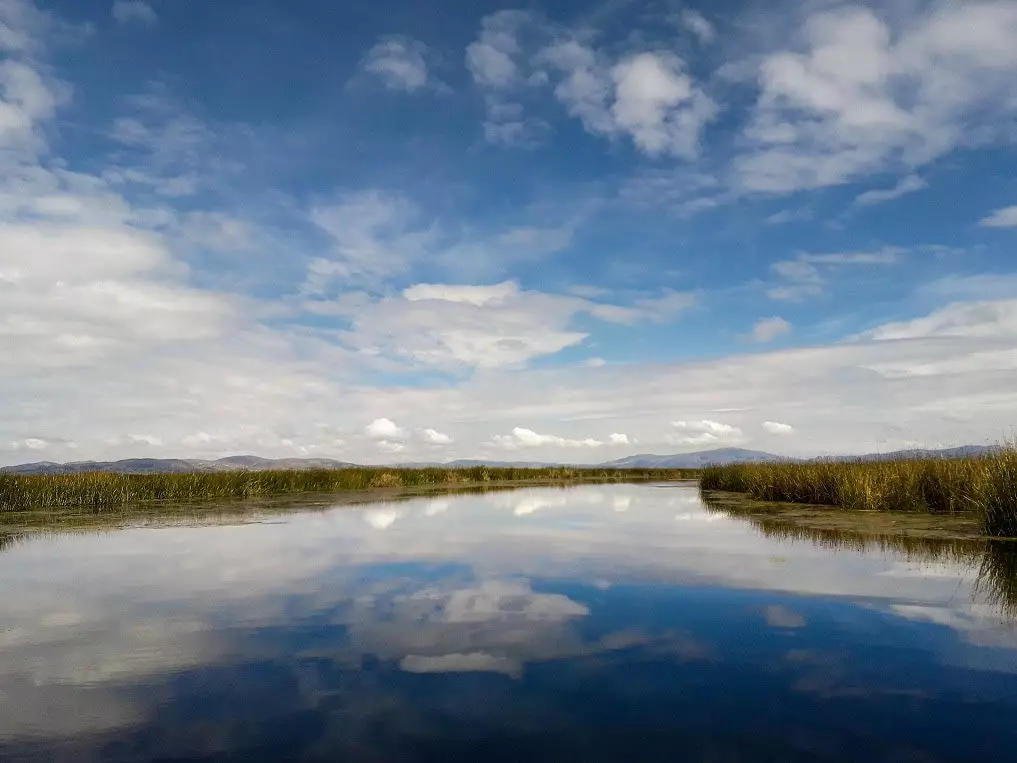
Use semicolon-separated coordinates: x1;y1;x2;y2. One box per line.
700;445;1017;537
0;466;697;513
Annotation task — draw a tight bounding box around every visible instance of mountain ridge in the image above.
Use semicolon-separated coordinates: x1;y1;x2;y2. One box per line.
0;445;999;475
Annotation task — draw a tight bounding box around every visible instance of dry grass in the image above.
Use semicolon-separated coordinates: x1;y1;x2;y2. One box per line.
0;466;697;512
700;445;1017;537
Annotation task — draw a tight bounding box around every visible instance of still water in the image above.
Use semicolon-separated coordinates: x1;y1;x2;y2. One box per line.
2;483;1017;761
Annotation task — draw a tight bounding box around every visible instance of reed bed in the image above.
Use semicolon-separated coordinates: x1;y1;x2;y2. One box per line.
0;466;697;512
700;445;1017;537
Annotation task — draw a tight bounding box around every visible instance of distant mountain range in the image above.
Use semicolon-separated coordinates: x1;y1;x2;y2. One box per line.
0;455;358;476
599;448;783;468
0;445;998;475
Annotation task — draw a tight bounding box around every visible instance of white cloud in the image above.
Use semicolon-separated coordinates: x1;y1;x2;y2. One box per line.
0;59;64;156
608;433;631;445
111;1;156;27
858;299;1017;341
855;174;927;206
765;207;813;225
466;13;715;158
979;206;1017;228
12;437;46;450
376;440;405;454
609;52;717;158
365;418;406;440
465;10;528;88
360;36;432;92
492;427;603;450
403;281;518;306
768;248;902;301
304;193;583;288
680;10;715;44
583;357;607;368
305;191;426;288
302;282;692;371
762;421;795;435
419;428;452;445
666;420;743;447
127;433;162;447
751;317;791;342
541;42;716;159
736;3;1017;192
7;290;1017;464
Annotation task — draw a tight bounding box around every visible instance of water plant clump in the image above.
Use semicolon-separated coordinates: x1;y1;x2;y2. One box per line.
0;466;697;512
699;444;1017;537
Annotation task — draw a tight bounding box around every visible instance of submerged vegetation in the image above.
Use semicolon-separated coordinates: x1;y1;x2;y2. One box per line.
0;466;697;513
700;446;1017;537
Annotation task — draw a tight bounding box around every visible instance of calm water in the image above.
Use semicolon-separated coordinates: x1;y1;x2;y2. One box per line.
2;483;1017;762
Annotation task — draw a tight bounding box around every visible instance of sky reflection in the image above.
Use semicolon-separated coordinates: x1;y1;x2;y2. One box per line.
2;484;1017;761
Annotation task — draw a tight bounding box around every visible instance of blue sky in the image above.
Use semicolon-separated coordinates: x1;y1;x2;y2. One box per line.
2;0;1017;464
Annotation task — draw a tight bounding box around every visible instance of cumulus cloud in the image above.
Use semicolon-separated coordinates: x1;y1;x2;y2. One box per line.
666;420;743;447
466;12;716;158
979;206;1017;228
542;42;716;159
680;10;715;44
492;427;603;450
608;433;631;445
360;36;432;91
763;421;795;435
751;317;791;343
11;437;46;451
365;418;406;440
111;1;156;27
465;10;527;88
419;428;452;445
736;2;1017;192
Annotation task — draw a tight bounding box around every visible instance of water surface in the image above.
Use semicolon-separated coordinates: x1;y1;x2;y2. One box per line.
2;483;1017;761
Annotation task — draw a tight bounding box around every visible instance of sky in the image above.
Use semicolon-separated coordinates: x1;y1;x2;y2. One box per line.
1;0;1017;466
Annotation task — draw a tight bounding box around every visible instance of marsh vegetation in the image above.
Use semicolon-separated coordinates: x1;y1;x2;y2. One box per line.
700;446;1017;537
0;466;698;513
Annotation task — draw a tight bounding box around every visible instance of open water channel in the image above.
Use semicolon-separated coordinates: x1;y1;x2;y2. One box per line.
2;482;1016;761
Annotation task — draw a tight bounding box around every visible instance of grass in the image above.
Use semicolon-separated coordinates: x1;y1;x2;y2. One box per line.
699;445;1017;537
0;466;698;513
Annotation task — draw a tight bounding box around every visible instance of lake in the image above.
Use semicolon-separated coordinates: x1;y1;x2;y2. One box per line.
2;482;1017;761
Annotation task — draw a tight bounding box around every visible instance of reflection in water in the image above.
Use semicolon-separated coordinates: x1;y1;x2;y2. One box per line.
701;489;1017;620
0;532;21;553
3;484;1017;761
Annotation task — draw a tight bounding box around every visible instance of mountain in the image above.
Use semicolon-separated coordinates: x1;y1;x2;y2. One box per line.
819;445;998;463
0;456;358;476
1;445;1001;475
599;448;785;468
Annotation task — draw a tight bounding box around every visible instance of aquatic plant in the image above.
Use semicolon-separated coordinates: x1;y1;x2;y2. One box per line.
0;466;697;512
700;444;1017;537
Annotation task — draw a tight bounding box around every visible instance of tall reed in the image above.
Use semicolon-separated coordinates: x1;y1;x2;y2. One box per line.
0;466;697;513
699;445;1017;537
